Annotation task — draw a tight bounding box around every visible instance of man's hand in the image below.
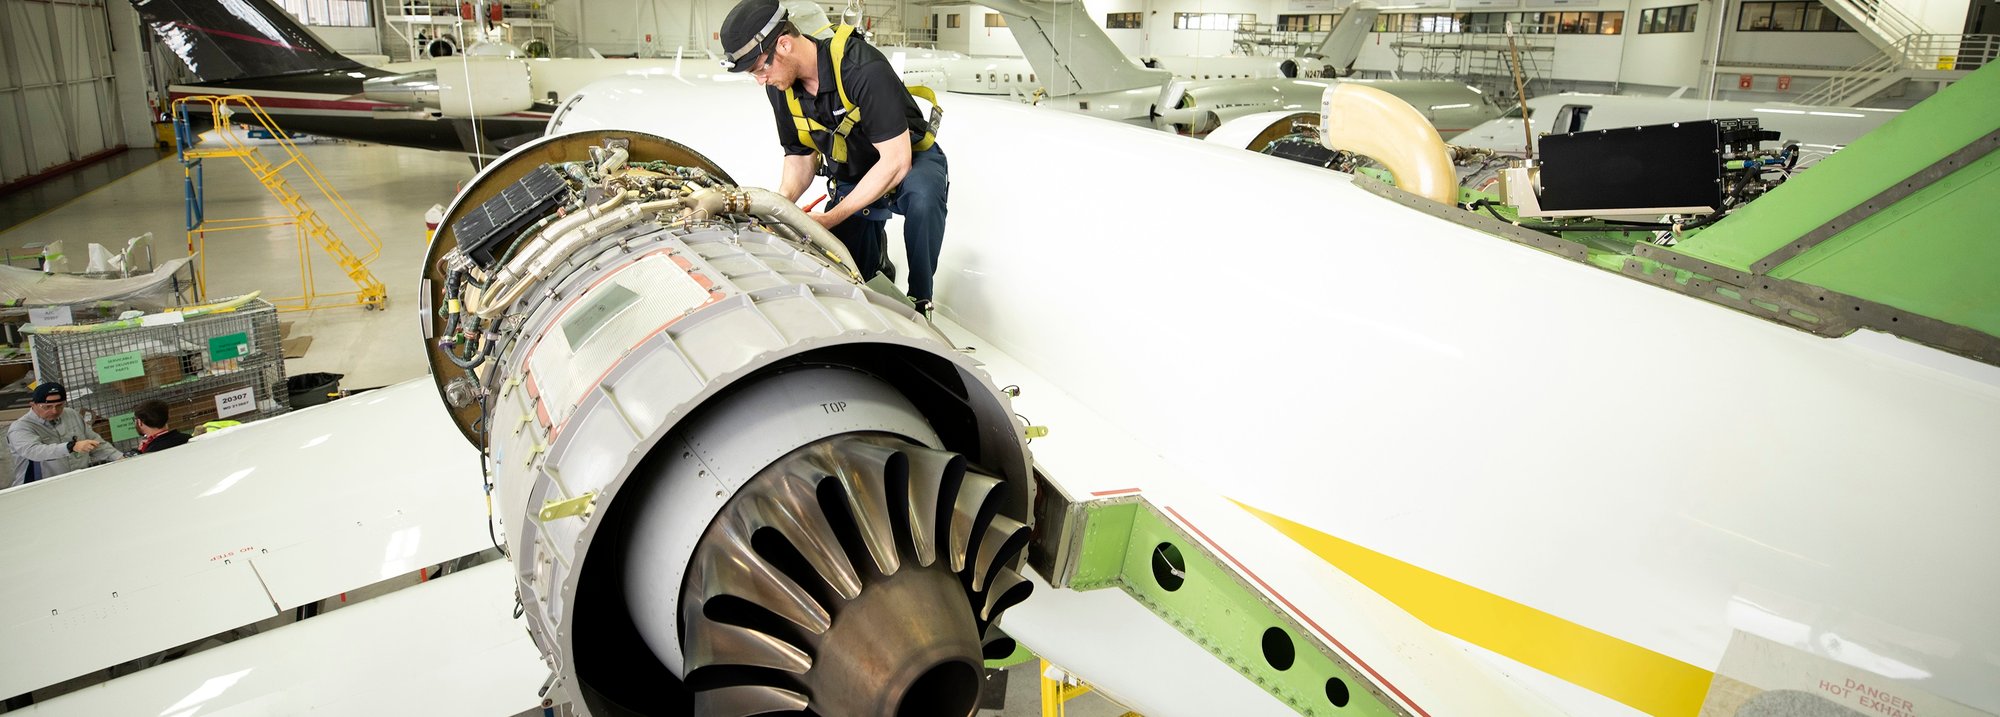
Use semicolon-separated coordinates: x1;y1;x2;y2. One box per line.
73;439;101;453
806;210;842;230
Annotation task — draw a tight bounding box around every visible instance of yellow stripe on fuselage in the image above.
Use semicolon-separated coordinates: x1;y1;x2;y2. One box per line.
1236;501;1715;716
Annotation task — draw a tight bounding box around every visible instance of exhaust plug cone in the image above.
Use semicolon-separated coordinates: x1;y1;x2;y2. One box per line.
806;568;983;717
676;433;1032;717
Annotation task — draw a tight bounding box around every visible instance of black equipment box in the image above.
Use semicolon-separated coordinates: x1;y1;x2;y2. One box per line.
453;163;569;267
1538;119;1745;214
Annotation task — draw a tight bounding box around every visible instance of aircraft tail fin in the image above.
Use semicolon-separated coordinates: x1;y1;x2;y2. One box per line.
1310;4;1379;71
980;0;1171;96
131;0;363;83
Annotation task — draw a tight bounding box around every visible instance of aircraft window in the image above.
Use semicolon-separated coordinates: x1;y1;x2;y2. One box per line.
1551;104;1592;133
1500;105;1533;119
1261;627;1296;671
1150;542;1186;591
1326;678;1351;707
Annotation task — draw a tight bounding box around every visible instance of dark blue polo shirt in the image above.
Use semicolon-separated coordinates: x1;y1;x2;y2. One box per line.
766;32;927;183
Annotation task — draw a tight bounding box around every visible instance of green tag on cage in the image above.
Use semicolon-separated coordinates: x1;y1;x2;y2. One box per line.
208;332;249;362
109;413;139;442
95;351;145;383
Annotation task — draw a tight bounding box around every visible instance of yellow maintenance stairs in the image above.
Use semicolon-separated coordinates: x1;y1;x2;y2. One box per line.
173;95;388;311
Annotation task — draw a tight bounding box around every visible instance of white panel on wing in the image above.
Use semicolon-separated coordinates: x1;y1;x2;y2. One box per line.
0;563;277;702
19;562;546;717
0;380;486;697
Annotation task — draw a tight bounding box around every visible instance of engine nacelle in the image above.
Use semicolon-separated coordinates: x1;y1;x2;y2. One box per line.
421;131;1035;716
361;60;534;117
438;58;534;116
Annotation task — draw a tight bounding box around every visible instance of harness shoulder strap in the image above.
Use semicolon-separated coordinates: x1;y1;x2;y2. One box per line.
829;25;857;110
783;87;819;154
791;26;943;161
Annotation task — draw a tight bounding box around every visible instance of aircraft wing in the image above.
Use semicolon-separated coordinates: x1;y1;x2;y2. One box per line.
0;381;503;701
15;561;545;716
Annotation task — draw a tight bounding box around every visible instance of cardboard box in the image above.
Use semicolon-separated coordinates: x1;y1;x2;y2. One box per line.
107;354;191;394
91;380;258;440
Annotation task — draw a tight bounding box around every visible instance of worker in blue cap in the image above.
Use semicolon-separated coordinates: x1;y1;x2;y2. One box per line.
8;381;121;486
720;0;950;316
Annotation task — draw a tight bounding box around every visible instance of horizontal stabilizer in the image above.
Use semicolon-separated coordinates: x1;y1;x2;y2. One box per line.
132;0;362;82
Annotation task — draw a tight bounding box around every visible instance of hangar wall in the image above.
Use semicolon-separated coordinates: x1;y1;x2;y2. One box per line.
0;0;149;190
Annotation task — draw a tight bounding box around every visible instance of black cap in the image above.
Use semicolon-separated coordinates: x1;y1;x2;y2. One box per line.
720;0;788;72
30;382;64;404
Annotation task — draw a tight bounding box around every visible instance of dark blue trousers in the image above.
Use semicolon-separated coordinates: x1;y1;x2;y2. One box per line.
828;144;949;301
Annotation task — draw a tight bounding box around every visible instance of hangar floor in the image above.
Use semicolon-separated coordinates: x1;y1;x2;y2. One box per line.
0;139;1133;717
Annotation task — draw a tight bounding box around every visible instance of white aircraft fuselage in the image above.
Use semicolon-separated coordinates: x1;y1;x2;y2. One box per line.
545;76;2000;716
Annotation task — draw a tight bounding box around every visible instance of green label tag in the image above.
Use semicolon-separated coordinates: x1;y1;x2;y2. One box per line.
95;350;146;383
109;413;139;442
208;332;249;362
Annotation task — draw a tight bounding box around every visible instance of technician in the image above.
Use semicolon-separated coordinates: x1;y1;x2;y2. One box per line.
133;400;192;454
8;382;122;486
720;0;949;315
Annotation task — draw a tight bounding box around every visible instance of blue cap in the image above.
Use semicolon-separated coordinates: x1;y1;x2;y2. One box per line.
30;382;65;404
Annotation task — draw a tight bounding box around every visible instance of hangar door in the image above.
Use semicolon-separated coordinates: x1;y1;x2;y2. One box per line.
0;0;128;189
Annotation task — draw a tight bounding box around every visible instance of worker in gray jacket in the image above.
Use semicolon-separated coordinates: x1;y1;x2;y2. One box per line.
9;382;121;487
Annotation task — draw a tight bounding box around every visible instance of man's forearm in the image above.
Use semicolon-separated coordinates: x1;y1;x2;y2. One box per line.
779;154;817;202
827;158;909;223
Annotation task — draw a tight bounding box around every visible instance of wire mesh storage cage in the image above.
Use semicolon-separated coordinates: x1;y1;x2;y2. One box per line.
28;298;290;451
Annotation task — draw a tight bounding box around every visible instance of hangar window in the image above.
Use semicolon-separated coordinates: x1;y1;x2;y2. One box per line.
946;13;962;28
1639;4;1700;33
986;13;1007;27
1106;12;1143;28
1372;11;1622;34
1739;1;1855;31
1173;12;1256;31
277;0;372;27
1277;13;1337;32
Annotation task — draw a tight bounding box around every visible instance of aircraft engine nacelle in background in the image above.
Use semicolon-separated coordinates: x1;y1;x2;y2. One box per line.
362;60;535;117
439;59;534;116
420;131;1035;716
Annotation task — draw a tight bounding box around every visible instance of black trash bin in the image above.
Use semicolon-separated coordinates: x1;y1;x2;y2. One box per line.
287;372;344;408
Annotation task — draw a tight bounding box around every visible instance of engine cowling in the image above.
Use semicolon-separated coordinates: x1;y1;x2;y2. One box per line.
420;131;1035;716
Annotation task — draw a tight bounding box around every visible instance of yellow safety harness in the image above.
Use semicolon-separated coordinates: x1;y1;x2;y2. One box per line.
784;25;938;165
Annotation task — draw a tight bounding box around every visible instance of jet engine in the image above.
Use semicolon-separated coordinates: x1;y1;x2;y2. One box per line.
420;131;1035;716
363;59;535;117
